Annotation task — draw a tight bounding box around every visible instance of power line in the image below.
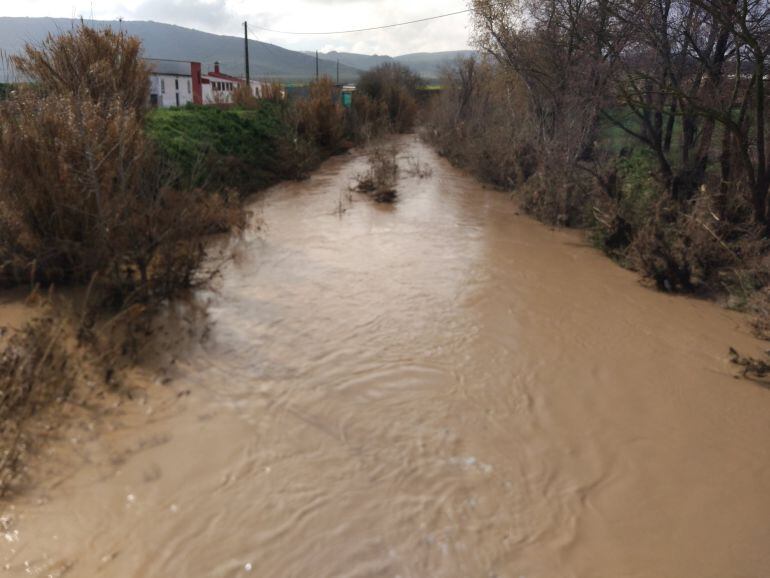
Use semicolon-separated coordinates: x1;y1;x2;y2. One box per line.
252;8;471;35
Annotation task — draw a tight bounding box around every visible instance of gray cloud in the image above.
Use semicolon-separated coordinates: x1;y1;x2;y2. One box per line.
246;1;472;55
0;0;473;56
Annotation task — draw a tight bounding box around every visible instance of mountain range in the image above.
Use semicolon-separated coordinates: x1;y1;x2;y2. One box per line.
0;17;473;83
306;50;476;80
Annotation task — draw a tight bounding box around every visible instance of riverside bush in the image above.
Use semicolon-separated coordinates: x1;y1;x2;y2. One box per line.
0;312;73;496
357;63;422;134
0;25;245;307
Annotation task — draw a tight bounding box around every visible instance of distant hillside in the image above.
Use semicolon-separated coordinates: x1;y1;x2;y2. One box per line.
0;17;362;82
396;51;477;79
312;50;477;80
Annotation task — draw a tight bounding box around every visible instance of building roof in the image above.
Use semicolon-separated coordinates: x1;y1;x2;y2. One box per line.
205;70;243;83
144;58;193;77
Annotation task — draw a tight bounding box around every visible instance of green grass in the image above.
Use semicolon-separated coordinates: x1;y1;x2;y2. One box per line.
146;103;293;192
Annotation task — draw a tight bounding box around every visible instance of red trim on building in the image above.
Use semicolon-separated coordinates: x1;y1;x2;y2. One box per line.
206;71;244;83
208;61;244;83
191;61;203;105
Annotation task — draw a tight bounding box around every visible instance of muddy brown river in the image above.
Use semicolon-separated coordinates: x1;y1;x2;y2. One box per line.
2;136;770;577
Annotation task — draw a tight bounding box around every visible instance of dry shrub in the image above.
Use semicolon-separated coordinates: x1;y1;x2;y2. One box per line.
427;56;602;227
748;286;770;339
426;59;536;190
626;194;767;294
517;161;594;227
357;63;421;134
348;92;390;142
404;156;433;179
729;347;770;386
384;85;418;133
357;146;399;203
260;81;285;102
232;83;259;109
0;24;245;307
293;77;347;153
12;25;149;116
0;312;74;496
510;94;600;226
0;89;244;306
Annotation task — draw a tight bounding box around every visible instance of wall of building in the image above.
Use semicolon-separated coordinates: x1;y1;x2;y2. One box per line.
149;74;195;108
202;76;236;104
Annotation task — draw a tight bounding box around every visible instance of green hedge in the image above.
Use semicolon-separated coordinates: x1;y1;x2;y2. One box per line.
146;103;295;192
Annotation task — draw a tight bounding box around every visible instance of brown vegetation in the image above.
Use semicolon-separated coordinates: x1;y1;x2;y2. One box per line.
0;25;250;495
293;77;348;153
231;83;259;109
425;0;770;376
427;59;536;192
12;25;150;115
428;0;770;299
355;63;423;136
356;146;399;203
0;309;74;496
0;25;245;308
260;81;285;102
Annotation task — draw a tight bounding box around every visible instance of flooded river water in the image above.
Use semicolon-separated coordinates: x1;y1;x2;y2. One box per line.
3;136;770;577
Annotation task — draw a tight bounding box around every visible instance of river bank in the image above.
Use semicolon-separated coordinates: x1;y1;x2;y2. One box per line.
2;136;770;578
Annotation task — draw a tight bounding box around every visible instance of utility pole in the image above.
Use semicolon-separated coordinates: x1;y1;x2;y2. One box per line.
315;50;319;80
244;21;251;85
337;59;340;85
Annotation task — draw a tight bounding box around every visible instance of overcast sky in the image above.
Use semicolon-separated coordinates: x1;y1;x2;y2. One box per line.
0;0;474;55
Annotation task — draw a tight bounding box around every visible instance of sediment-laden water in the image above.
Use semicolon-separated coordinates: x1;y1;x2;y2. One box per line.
2;136;770;578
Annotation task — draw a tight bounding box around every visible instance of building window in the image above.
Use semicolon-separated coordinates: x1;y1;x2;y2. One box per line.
187;80;192;93
161;79;165;94
175;78;179;90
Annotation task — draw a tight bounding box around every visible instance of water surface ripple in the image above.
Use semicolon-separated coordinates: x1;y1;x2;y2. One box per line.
3;136;770;578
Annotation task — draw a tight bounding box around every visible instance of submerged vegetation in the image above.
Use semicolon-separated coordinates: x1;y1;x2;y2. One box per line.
356;146;400;203
0;308;75;496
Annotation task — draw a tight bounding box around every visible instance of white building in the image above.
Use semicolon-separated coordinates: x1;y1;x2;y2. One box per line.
146;59;203;108
201;62;263;104
147;59;263;108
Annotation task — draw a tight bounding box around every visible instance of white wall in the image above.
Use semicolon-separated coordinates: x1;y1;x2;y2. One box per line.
203;76;236;104
249;80;264;98
150;74;194;108
201;77;265;104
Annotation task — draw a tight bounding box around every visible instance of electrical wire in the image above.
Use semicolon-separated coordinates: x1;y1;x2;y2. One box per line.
251;7;472;35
